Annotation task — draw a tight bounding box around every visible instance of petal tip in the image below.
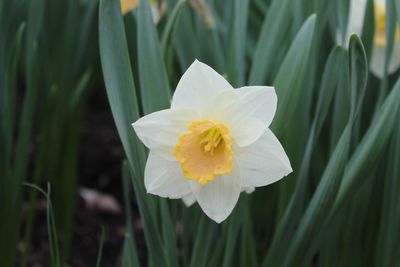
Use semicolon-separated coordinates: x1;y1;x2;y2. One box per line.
209;214;227;224
285;160;293;172
284;159;293;174
191;58;202;68
182;194;196;207
131;119;141;130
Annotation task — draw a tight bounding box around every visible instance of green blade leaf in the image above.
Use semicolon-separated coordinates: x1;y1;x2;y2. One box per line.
99;0;145;169
96;227;106;267
99;1;165;266
284;126;352;267
137;0;171;114
282;34;368;267
333;77;400;216
121;161;140;267
189;216;216;267
161;0;186;55
0;22;25;267
137;3;180;266
227;0;249;87
263;45;347;267
270;13;316;239
25;183;61;267
173;4;199;71
375;113;400;266
271;14;316;135
248;0;293;84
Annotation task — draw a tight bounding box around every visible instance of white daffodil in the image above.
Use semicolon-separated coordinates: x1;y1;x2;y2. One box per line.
341;0;400;77
132;60;292;223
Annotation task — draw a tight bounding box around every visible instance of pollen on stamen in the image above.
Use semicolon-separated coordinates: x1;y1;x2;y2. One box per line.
200;127;224;155
173;120;233;185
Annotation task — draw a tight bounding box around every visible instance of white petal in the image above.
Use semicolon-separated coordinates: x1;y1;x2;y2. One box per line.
242;187;255;194
236;129;292;188
132;108;198;160
189;167;241;223
144;152;191;198
182;194;196;207
229;86;276;146
171;59;233;112
233;86;277;126
342;0;368;46
231;118;266;147
182;186;254;207
203;86;276;147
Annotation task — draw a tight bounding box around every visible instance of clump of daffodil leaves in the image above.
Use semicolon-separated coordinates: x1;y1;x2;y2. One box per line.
132;60;292;223
98;0;400;265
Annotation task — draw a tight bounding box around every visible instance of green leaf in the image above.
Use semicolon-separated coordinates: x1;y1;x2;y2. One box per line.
380;0;397;88
333;76;400;217
121;161;140;267
99;1;165;266
173;4;198;71
96;227;106;267
25;183;61;267
122;234;141;267
222;200;245;267
137;3;181;266
137;0;171;114
330;61;351;150
282;34;368;267
189;217;216;267
0;23;25;179
248;0;293;84
25;0;44;78
361;0;374;58
160;200;179;267
335;0;350;44
161;0;186;77
99;0;145;169
271;14;316;135
271;16;316;207
161;0;186;55
127;149;167;267
227;0;249;87
239;211;257;267
375;113;400;266
0;22;25;267
284;125;352;267
263;45;347;267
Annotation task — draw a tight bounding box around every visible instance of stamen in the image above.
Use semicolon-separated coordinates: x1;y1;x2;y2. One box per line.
173;120;233;185
200;127;224;155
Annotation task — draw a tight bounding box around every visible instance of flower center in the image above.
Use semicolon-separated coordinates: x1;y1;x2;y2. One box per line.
173;120;233;185
374;3;400;47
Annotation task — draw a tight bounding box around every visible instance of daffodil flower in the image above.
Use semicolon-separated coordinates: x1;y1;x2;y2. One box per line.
341;0;400;77
132;60;292;223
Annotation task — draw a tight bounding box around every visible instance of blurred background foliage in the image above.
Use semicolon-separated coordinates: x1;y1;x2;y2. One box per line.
1;0;400;266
